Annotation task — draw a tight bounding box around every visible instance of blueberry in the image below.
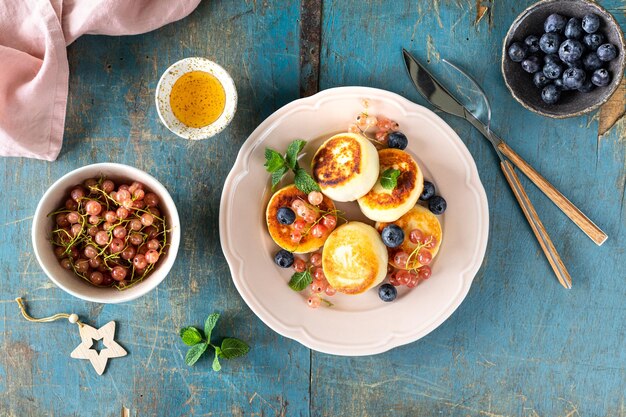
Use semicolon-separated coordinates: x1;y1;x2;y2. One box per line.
543;62;563;79
582;53;603;72
564;18;583;39
508;42;528;63
591;68;611;87
524;35;541;54
583;33;604;51
533;71;550;88
544;54;561;65
566;59;583;70
428;196;447;215
378;283;397;302
420;181;435;201
276;207;296;225
597;44;617;62
578;79;595;93
540;33;561;54
521;56;541;74
274;249;294;268
554;78;567;90
381;224;405;248
544;13;567;33
558;39;584;64
562;67;586;90
542;84;561;105
582;14;600;34
387;132;408;150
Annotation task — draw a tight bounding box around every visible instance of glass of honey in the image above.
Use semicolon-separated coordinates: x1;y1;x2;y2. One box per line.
156;58;237;140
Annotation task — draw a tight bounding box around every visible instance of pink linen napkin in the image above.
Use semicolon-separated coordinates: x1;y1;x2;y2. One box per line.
0;0;200;161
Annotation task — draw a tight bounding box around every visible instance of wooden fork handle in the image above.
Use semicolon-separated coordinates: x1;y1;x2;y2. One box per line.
501;161;572;289
498;142;607;246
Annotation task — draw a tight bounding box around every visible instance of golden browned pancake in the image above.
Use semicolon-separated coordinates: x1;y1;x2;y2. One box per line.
322;222;388;295
311;132;379;202
376;204;442;270
266;185;336;253
358;149;424;222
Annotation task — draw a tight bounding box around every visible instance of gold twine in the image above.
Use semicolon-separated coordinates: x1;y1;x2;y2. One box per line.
15;297;83;327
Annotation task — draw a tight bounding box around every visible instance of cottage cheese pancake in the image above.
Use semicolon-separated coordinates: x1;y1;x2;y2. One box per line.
266;185;336;253
358;148;423;222
312;132;379;202
322;222;388;294
376;204;442;270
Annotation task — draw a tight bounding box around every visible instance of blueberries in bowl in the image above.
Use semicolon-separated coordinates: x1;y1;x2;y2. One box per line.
521;56;541;73
539;33;561;54
508;42;528;62
597;44;617;62
564;18;583;40
543;62;562;79
541;84;561;105
583;33;604;51
591;69;611;87
559;39;584;63
562;67;586;90
582;14;600;34
533;72;550;88
506;11;620;106
544;13;567;33
524;35;541;53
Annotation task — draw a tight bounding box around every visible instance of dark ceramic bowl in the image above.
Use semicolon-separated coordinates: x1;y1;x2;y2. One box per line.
502;0;625;118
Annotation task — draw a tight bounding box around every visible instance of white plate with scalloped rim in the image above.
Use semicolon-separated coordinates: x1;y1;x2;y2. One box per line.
219;86;489;356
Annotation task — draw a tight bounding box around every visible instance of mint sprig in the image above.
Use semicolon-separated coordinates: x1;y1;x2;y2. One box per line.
380;168;401;190
288;269;313;292
264;139;320;193
179;313;250;370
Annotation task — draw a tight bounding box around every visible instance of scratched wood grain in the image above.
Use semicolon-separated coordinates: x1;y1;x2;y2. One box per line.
0;0;624;416
314;1;625;416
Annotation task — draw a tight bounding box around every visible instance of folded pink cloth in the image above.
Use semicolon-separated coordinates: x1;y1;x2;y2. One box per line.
0;0;200;161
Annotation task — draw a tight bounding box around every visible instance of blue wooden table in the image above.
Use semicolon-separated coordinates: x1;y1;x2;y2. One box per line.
1;1;625;415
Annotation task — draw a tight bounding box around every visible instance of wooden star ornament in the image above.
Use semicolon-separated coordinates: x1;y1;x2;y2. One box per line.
70;321;127;375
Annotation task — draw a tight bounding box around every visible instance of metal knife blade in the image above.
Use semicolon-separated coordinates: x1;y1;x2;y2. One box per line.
402;48;504;151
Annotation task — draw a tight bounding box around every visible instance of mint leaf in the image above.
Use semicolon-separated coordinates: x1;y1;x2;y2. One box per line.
380;168;401;190
204;313;220;342
288;270;312;291
220;338;250;359
285;139;306;170
180;327;203;346
212;348;222;371
185;342;208;366
294;168;320;194
271;166;288;190
264;148;285;173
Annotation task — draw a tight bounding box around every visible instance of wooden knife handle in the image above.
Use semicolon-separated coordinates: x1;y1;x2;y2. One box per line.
498;141;607;246
500;161;572;289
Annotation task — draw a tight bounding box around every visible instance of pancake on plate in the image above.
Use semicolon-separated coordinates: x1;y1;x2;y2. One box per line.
311;132;379;202
376;204;442;270
358;148;424;222
266;185;336;253
322;222;388;295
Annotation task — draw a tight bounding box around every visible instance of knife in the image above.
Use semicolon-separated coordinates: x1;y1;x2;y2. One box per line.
403;48;583;289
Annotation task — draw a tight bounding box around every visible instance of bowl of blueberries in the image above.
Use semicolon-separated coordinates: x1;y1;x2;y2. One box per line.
502;0;624;118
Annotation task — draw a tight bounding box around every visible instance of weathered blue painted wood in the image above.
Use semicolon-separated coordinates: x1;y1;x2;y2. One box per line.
0;0;624;416
315;1;625;416
0;1;309;416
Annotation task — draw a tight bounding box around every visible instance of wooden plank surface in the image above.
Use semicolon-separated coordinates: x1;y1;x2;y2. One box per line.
0;0;625;416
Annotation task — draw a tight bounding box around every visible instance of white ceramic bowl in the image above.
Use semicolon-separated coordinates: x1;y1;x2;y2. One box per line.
155;57;237;140
32;163;181;303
